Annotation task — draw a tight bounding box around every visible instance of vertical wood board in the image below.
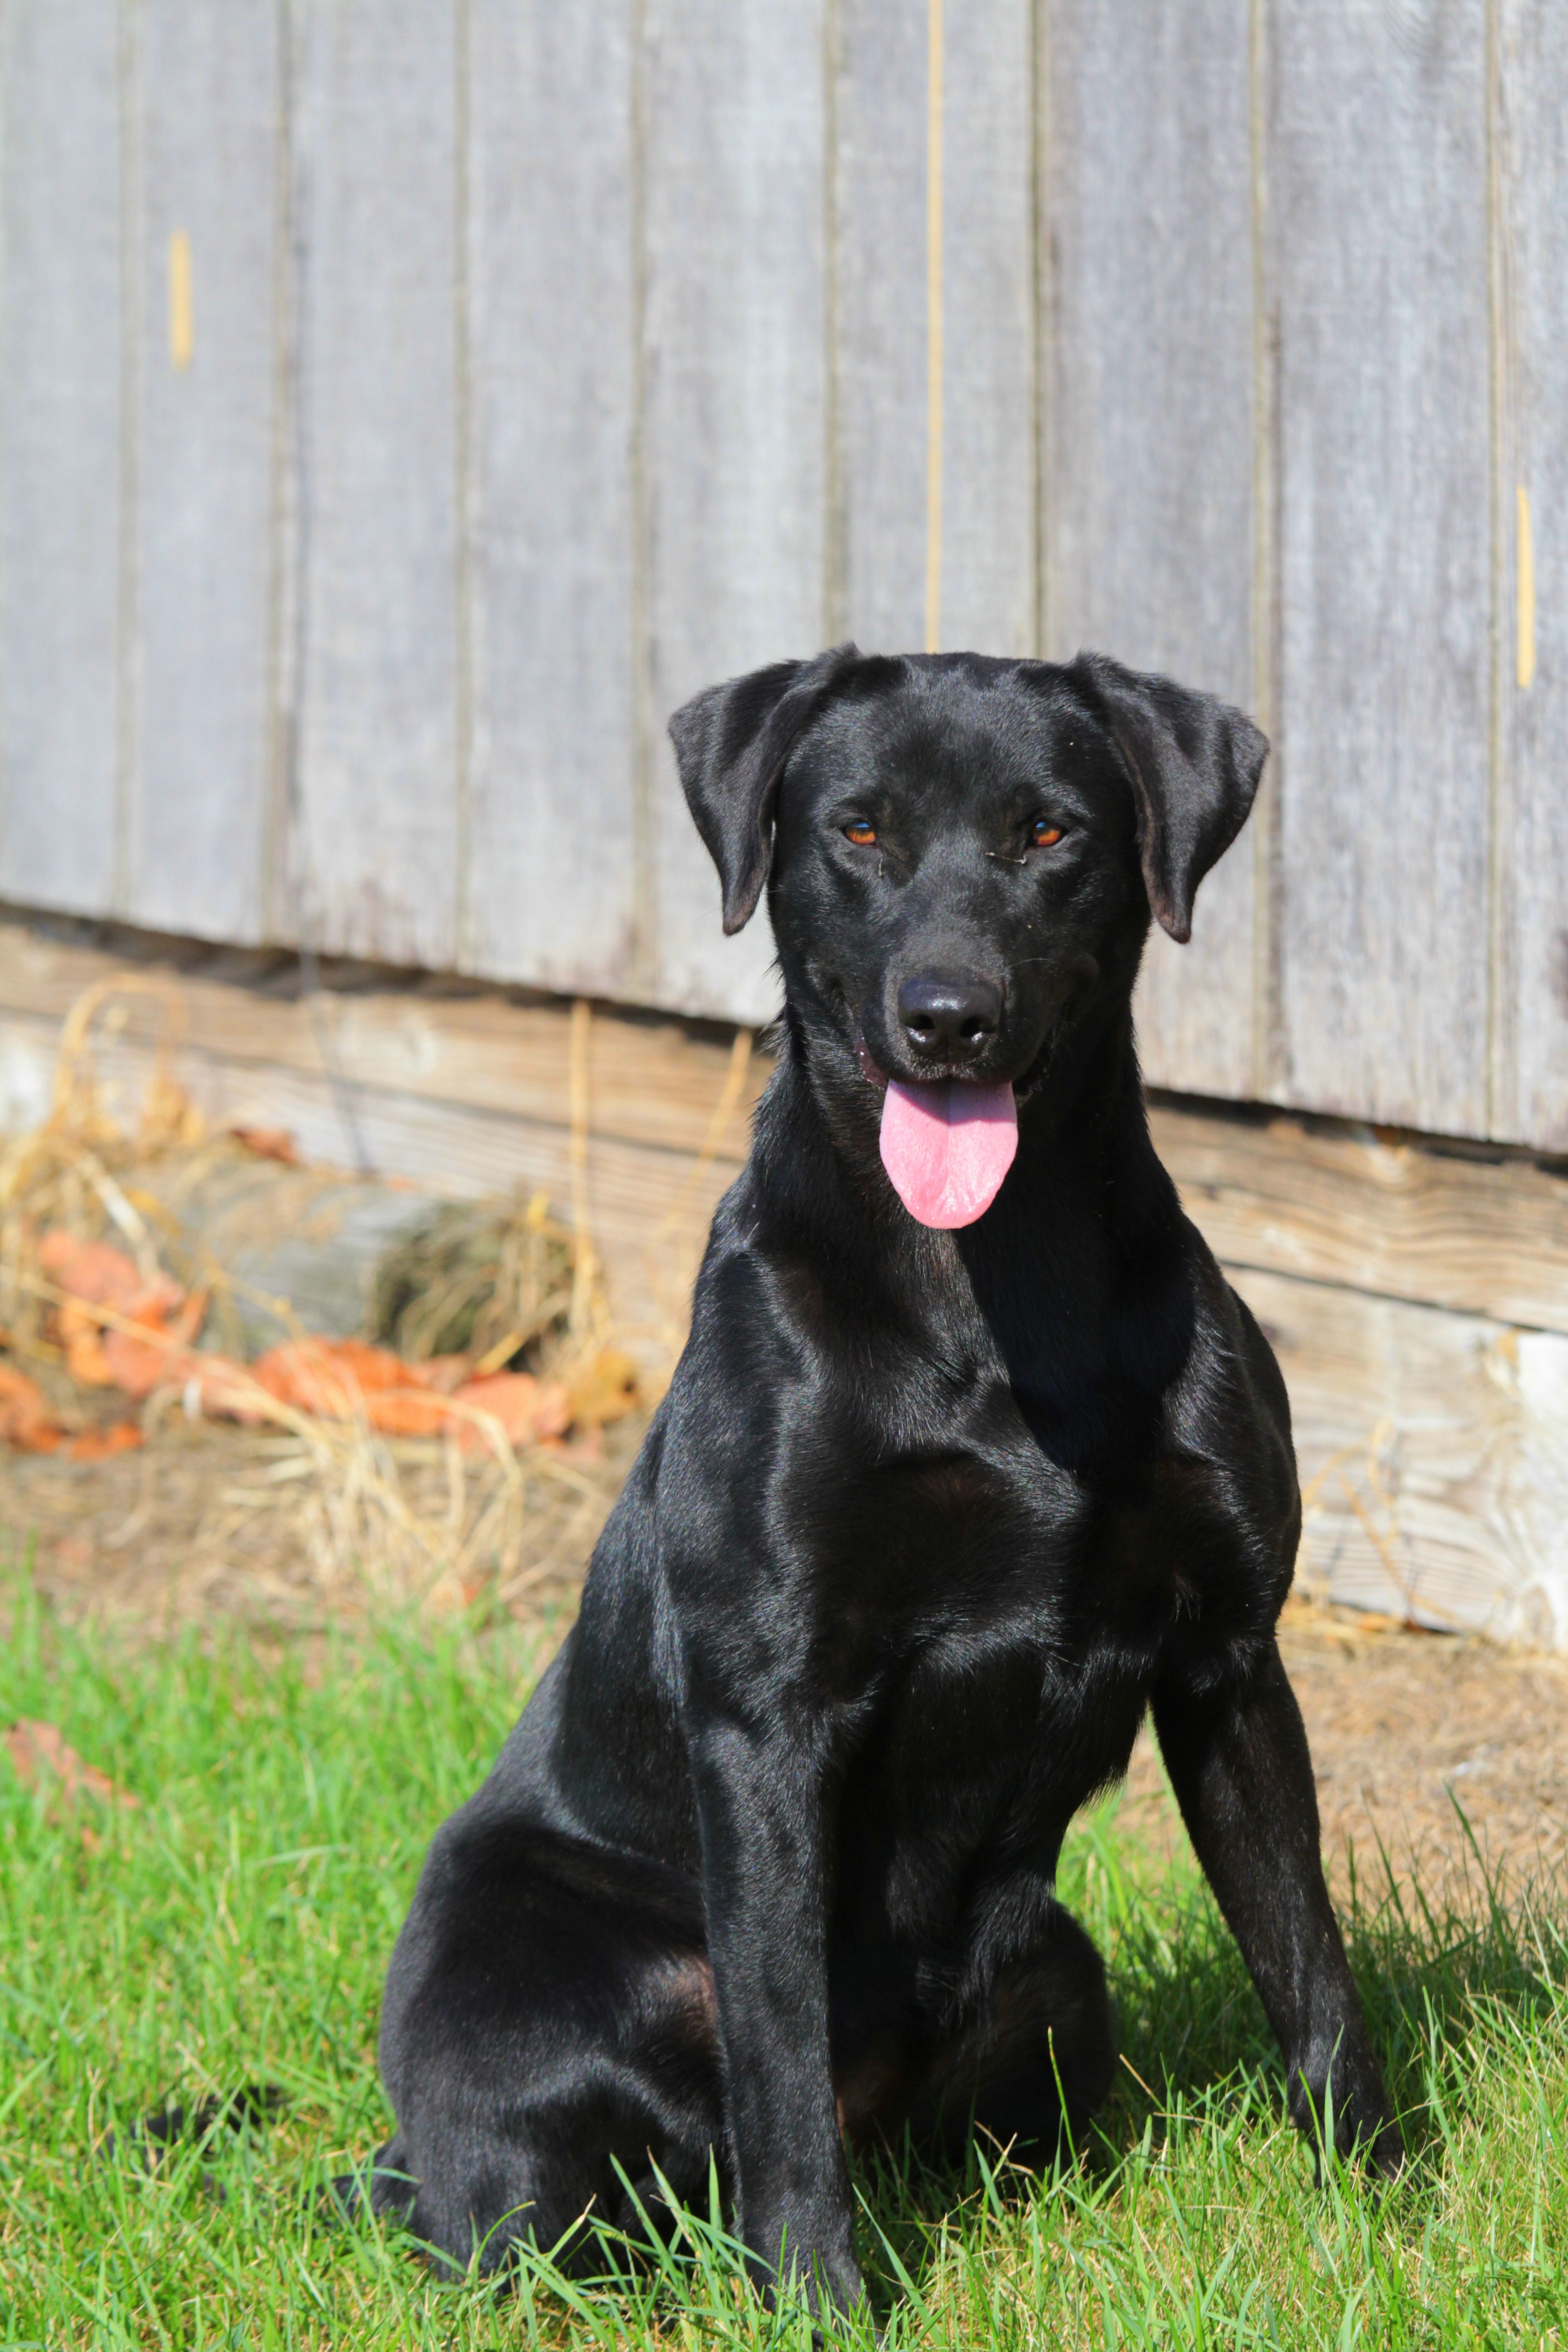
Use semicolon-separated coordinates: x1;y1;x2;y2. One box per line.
1042;0;1259;1102
0;0;122;915
291;0;460;972
130;0;280;946
1494;0;1568;1150
464;0;640;999
1272;0;1492;1136
834;0;1034;659
931;0;1036;655
833;0;926;652
642;0;828;1021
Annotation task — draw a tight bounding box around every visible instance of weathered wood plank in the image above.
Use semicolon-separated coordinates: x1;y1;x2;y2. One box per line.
939;0;1035;655
0;0;122;915
1271;0;1491;1136
1238;1266;1568;1646
834;0;1034;656
1042;0;1259;1102
833;0;925;650
642;0;828;1021
1494;1;1568;1152
129;0;279;946
1150;1101;1568;1338
5;980;1566;1640
290;0;459;971
464;0;641;999
0;920;765;1170
5;918;1567;1337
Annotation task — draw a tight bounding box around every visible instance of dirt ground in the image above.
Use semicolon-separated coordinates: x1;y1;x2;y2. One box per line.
8;1426;1567;1905
1113;1600;1568;1901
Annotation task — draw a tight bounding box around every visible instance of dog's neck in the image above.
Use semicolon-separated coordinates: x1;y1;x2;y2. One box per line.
755;985;1173;1271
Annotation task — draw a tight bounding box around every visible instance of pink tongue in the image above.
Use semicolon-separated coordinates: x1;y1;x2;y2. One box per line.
878;1078;1018;1229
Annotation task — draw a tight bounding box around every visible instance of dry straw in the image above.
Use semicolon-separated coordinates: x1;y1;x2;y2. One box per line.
0;977;665;1627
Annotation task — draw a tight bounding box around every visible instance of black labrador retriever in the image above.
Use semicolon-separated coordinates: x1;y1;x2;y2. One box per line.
366;647;1402;2310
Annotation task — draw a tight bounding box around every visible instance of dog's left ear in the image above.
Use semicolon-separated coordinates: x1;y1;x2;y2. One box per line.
669;644;861;934
1069;652;1269;943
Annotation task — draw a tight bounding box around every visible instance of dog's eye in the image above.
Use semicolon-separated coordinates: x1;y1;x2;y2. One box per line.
844;821;877;847
1032;821;1063;848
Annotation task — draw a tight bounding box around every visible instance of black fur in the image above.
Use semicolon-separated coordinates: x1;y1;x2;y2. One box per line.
368;649;1401;2311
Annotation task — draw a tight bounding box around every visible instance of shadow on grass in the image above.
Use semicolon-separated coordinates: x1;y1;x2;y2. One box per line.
847;1799;1567;2261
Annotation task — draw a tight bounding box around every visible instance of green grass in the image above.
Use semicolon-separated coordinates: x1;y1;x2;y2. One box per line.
2;1566;1565;2349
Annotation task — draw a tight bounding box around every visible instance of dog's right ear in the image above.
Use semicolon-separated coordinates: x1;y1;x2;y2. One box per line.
669;644;861;934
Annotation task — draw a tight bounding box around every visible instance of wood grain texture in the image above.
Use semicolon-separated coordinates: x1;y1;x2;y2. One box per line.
1041;0;1259;1102
464;0;641;999
1270;0;1491;1136
938;0;1035;655
4;921;1568;1635
1151;1101;1568;1338
1238;1267;1568;1646
290;0;460;971
0;921;765;1168
0;0;122;915
642;0;828;1021
129;0;280;946
1493;1;1568;1151
833;0;926;651
834;0;1034;657
5;919;1564;1335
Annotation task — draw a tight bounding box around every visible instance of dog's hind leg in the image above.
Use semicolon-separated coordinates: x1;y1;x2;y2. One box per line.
374;1817;728;2277
904;1903;1116;2169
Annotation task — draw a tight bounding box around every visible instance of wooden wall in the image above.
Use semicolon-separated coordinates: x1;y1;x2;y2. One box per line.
5;918;1568;1645
1;2;1565;1151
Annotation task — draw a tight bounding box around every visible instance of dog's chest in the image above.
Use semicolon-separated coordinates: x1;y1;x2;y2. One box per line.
814;1426;1248;1680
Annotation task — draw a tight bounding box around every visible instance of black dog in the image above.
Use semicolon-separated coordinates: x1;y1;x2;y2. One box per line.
368;648;1401;2310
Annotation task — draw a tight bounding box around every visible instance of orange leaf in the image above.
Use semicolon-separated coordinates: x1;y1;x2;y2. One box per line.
363;1387;462;1438
61;1299;118;1387
230;1124;299;1165
5;1719;137;1811
39;1232;147;1312
0;1360;65;1451
64;1421;145;1462
101;1325;191;1402
451;1372;573;1453
250;1338;434;1420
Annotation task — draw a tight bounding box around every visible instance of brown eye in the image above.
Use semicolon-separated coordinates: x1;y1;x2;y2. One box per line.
1033;821;1063;848
844;820;877;847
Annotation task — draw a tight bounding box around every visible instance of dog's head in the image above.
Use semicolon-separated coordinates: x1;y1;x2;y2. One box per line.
671;648;1266;1226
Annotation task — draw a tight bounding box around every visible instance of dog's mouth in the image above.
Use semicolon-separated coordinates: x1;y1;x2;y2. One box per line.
853;983;1092;1230
853;1036;1019;1229
878;1073;1018;1228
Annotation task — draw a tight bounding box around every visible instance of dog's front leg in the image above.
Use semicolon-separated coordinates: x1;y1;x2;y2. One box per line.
1152;1642;1403;2173
689;1714;862;2317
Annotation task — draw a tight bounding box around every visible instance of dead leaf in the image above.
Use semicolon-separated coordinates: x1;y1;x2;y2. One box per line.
99;1286;210;1401
230;1123;300;1164
5;1719;138;1812
40;1232;157;1313
60;1299;117;1387
0;1360;66;1452
452;1371;572;1453
250;1338;424;1416
41;1232;203;1400
64;1421;144;1462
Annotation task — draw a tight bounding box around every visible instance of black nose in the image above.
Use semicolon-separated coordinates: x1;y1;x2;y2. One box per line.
896;972;1003;1061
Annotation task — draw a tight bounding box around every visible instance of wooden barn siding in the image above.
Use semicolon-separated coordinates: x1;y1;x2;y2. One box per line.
0;2;1564;1147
